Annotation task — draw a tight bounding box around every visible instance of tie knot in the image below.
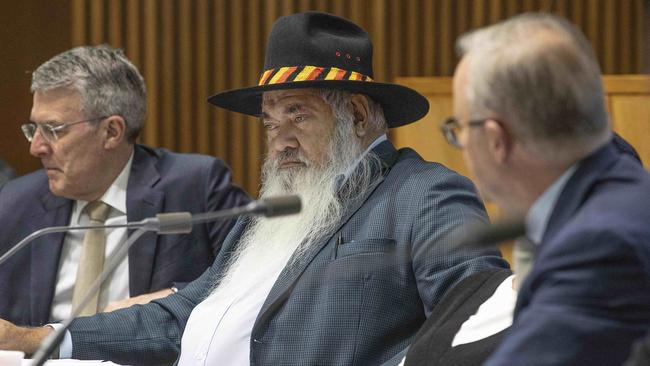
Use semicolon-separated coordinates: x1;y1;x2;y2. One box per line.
85;201;112;223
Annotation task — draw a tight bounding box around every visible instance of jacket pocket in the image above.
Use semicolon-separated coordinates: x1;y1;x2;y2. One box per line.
335;238;396;259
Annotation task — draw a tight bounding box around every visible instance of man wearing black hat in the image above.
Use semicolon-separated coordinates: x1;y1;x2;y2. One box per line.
0;12;507;365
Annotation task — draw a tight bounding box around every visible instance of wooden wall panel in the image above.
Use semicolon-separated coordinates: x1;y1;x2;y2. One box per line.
67;0;647;196
2;2;72;176
605;76;650;167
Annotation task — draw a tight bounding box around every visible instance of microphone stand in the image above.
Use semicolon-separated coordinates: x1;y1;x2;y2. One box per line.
27;196;301;365
0;197;293;268
0;219;159;267
30;227;149;366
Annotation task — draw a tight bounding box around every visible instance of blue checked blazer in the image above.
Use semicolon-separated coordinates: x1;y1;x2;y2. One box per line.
68;141;508;365
0;144;249;326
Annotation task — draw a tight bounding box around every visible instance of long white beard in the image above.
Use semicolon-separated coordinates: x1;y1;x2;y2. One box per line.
209;119;381;299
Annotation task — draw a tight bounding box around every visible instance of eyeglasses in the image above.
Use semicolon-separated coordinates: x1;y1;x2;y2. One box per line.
21;116;108;143
440;117;488;149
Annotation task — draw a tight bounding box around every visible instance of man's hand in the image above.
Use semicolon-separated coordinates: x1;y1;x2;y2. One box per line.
0;318;52;356
102;288;174;313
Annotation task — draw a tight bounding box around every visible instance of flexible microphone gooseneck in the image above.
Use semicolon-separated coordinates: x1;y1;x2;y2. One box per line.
0;213;191;268
0;196;302;268
28;195;301;366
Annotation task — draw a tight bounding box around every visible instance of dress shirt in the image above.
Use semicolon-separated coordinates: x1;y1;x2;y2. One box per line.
177;135;387;366
50;153;133;322
525;165;577;245
178;251;290;365
451;275;516;347
397;275;516;366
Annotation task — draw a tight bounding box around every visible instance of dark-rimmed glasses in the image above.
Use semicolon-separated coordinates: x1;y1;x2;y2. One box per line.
21;116;108;143
440;117;488;149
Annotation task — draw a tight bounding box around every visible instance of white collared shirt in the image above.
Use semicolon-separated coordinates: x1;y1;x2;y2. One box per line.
49;152;134;321
177;254;287;366
451;275;516;346
525;165;577;245
398;275;517;366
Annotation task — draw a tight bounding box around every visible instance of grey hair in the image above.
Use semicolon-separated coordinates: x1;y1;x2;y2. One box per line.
317;89;388;133
456;13;609;156
31;44;146;143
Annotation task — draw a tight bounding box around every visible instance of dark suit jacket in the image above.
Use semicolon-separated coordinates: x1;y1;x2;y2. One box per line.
68;141;509;366
486;143;650;365
0;144;249;326
404;268;513;366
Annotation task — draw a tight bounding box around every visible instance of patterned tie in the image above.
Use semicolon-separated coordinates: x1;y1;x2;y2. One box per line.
513;236;536;291
71;201;112;316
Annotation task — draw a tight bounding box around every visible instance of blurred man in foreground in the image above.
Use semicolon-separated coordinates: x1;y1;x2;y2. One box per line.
446;12;650;365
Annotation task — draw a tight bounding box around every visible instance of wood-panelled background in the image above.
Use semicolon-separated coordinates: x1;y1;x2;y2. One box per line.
392;75;650;208
3;0;648;196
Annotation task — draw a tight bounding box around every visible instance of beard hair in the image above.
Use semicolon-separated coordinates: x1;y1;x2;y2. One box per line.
208;111;382;298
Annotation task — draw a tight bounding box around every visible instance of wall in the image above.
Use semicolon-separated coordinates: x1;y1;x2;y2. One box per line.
1;2;71;174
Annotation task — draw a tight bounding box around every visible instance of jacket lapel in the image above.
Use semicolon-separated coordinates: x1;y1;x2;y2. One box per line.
515;143;620;314
125;146;164;295
253;141;400;330
31;192;72;325
541;143;618;245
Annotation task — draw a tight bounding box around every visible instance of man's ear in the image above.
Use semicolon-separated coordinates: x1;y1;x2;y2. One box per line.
484;119;511;163
350;94;370;138
102;116;127;149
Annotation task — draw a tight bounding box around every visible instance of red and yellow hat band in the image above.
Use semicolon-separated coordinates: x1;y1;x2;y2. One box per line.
258;66;373;86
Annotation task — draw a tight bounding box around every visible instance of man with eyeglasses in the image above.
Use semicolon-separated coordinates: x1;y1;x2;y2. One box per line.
0;45;249;327
446;13;650;365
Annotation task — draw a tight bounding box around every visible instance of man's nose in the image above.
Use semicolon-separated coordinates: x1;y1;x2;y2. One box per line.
270;123;299;153
29;129;51;158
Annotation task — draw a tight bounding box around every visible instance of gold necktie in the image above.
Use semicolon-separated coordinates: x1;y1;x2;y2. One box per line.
71;201;112;316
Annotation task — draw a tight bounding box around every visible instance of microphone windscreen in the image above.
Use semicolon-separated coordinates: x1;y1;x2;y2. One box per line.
156;212;193;234
260;195;302;217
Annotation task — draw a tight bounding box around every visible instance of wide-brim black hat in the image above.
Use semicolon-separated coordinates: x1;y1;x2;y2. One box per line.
208;11;429;128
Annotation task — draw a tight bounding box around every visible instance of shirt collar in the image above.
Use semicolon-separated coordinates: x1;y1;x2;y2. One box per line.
73;151;134;220
334;134;387;191
525;164;577;245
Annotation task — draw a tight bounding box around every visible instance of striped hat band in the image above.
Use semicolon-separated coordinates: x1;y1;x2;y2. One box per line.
258;66;373;86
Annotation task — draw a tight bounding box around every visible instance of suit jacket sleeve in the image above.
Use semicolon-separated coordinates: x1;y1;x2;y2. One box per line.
69;262;218;365
409;166;508;315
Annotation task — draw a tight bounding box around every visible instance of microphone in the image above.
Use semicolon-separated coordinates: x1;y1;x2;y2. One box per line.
455;219;526;247
0;215;189;269
29;195;301;366
0;195;301;267
156;195;302;233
